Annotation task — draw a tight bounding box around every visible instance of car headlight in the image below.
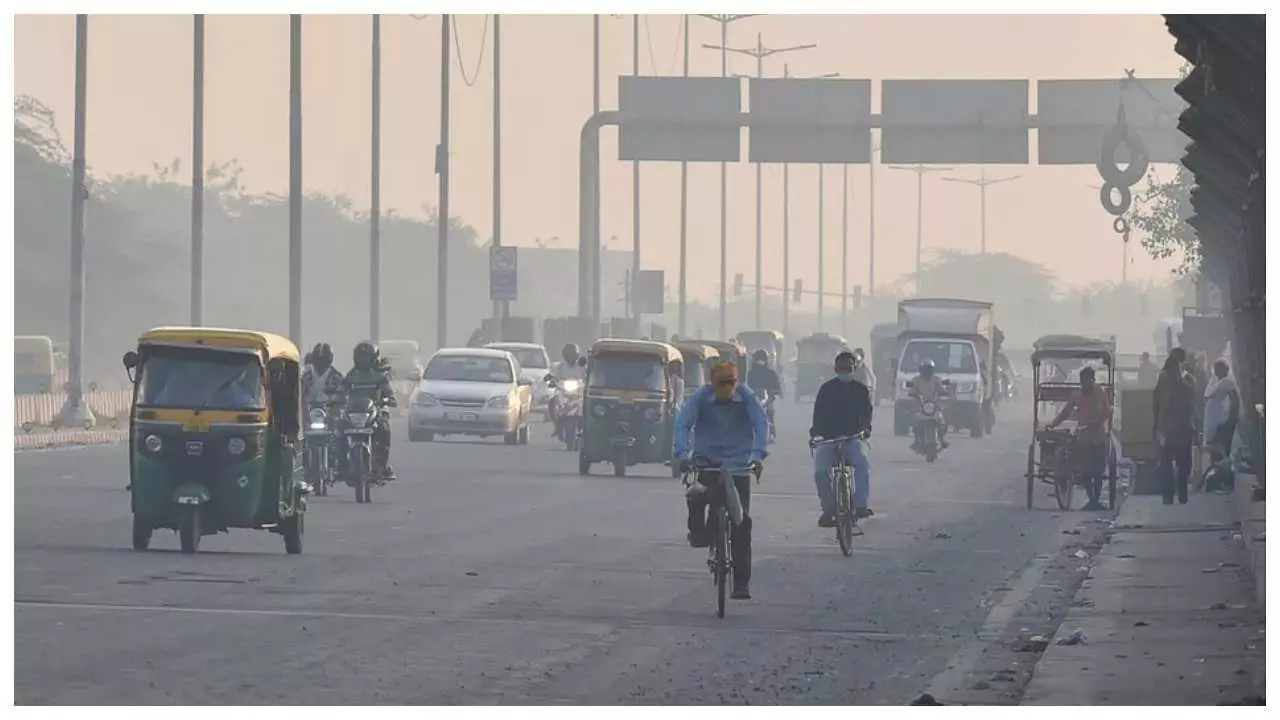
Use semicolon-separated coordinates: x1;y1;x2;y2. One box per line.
228;437;246;456
643;406;661;421
488;395;511;409
957;382;976;394
414;393;439;407
144;434;163;453
592;403;608;417
347;412;370;426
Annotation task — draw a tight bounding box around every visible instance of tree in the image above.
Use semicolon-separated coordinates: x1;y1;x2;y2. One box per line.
1126;164;1200;275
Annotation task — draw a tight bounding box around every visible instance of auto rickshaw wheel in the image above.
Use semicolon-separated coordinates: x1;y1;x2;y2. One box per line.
282;513;303;555
132;517;153;551
178;506;201;554
613;448;627;477
504;429;519;445
578;450;590;476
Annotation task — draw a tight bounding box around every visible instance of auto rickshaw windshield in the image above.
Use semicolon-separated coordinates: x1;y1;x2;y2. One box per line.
139;347;265;411
589;354;666;391
682;355;706;387
798;341;843;363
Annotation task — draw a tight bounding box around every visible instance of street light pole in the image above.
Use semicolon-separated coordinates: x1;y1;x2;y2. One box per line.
289;14;303;346
492;14;504;329
370;14;381;342
437;14;451;349
707;34;817;330
889;164;952;294
817;165;825;330
60;13;91;428
191;15;204;327
678;14;690;336
841;163;848;337
942;167;1021;254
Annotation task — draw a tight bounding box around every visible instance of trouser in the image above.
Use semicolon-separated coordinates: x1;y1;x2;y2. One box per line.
1073;440;1108;505
1209;422;1237;463
1160;437;1193;503
687;474;753;585
813;439;870;514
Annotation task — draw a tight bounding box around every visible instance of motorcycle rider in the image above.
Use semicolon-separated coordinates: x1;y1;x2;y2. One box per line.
909;358;950;452
810;350;874;526
674;360;769;600
746;349;782;439
302;343;344;413
547;343;588;434
851;347;877;398
342;341;398;482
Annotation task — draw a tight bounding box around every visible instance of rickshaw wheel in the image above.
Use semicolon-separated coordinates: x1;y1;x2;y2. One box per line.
132;517;152;551
578;452;590;476
1108;454;1119;510
1054;472;1074;512
282;513;303;555
178;506;201;554
1025;445;1036;510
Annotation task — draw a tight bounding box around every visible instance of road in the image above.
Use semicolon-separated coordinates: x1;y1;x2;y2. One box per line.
15;399;1107;705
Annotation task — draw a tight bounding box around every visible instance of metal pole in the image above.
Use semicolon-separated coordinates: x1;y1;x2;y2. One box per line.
591;15;601;325
370;14;381;342
869;148;876;298
678;14;689;335
718;22;728;339
841;163;848;337
782;162;790;340
190;14;204;326
437;14;451;349
62;14;89;427
289;15;302;345
753;33;763;329
915;167;923;287
979;167;987;254
493;14;504;326
631;14;641;320
817;165;824;330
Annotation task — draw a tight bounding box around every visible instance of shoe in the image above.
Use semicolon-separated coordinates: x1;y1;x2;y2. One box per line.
731;584;752;600
940;439;950;449
855;507;874;519
687;529;711;548
817;513;836;528
382;465;397;482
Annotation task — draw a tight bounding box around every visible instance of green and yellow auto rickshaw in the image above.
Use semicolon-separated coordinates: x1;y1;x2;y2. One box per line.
736;330;785;368
704;339;750;380
122;327;308;555
673;341;720;400
794;332;849;401
580;338;682;477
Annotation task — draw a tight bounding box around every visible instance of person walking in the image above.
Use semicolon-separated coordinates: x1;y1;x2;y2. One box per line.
1153;354;1198;504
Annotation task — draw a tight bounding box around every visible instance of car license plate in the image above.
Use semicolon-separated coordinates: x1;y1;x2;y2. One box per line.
347;428;374;435
444;412;478;422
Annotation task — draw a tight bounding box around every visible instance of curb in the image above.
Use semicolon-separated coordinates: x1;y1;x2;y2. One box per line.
13;430;128;451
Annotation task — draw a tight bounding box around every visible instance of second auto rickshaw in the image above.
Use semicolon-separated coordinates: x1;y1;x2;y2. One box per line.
580;339;682;477
794;333;849;401
673;341;720;400
123;327;308;555
704;339;750;380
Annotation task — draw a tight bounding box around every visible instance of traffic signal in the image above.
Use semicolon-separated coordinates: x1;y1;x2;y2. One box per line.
793;279;803;303
733;273;744;297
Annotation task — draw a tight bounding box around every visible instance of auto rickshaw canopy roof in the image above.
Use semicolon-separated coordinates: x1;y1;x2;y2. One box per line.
703;339;748;358
138;326;302;364
1031;334;1115;363
735;329;785;344
590;338;682;364
672;341;721;362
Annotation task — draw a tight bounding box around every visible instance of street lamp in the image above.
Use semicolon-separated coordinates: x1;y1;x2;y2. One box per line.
889;164;953;294
941;168;1022;254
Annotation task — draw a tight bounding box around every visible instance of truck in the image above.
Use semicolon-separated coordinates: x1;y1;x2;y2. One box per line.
893;298;996;439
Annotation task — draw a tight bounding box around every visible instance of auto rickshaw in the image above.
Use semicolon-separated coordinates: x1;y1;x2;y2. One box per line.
869;323;899;405
704;339;749;380
736;330;785;369
794;332;849;401
122;327;308;554
673;341;720;400
580;338;682;477
1025;334;1118;512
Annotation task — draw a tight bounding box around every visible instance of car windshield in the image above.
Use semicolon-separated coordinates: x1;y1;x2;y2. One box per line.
139;348;265;410
900;341;978;374
588;354;665;391
425;355;513;384
493;346;547;369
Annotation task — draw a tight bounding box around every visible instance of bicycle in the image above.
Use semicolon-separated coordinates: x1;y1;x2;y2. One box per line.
680;455;762;618
810;433;868;557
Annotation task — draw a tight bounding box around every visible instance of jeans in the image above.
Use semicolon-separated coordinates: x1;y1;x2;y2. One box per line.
1160;437;1193;503
813;439;870;514
687;473;753;585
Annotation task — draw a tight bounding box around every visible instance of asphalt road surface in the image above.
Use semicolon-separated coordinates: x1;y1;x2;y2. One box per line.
15;398;1104;705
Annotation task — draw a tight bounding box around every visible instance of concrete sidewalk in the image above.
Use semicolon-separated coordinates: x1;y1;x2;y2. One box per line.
1021;492;1266;705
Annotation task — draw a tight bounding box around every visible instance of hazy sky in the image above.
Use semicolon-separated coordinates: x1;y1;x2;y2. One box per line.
15;13;1188;304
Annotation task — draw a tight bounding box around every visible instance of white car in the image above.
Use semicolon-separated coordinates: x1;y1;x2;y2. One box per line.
408;348;533;445
485;342;553;411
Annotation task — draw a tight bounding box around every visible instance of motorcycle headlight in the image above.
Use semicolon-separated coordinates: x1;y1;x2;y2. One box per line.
347;412;370;426
922;402;937;414
414;393;439;407
592;403;608;417
488;395;511;409
228;437;246;456
562;380;582;393
643;406;661;421
144;434;163;453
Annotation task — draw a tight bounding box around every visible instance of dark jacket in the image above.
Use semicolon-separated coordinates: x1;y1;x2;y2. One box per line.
809;377;873;439
746;365;783;399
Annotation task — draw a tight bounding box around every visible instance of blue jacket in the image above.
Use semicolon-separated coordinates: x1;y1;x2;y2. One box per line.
673;383;770;469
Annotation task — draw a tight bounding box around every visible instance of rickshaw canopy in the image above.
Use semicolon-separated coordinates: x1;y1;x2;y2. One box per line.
137;326;301;364
703;339;748;360
1031;334;1115;364
590;338;682;364
673;341;721;363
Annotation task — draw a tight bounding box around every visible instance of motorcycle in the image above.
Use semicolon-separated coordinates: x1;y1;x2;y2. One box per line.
340;394;387;504
303;405;336;496
911;387;950;463
548;377;584;451
762;392;777;443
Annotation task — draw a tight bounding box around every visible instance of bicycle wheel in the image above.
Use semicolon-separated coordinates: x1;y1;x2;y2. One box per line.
715;507;729;619
836;467;854;556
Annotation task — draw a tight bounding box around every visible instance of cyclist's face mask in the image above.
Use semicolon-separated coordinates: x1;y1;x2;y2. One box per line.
712;380;737;402
834;361;854;380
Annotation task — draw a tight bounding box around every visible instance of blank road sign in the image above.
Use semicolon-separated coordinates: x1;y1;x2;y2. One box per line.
633;270;665;315
1038;78;1188;164
881;79;1030;164
489;246;518;302
748;78;872;164
619;76;742;163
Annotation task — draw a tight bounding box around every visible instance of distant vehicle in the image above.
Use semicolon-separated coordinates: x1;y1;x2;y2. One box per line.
15;335;56;395
485;342;552;412
378;339;423;381
893;298;995;439
409;348;533;445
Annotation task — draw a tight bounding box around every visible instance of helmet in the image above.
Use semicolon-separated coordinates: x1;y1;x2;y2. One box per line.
353;341;377;369
752;349;769;365
562;343;580;363
919;358;935;377
312;343;334;369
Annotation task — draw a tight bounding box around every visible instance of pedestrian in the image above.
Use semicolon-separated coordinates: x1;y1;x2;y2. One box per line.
1138;352;1159;388
1203;359;1240;464
1153;354;1198;504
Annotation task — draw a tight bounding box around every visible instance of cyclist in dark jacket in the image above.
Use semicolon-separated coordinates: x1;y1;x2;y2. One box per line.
810;351;873;526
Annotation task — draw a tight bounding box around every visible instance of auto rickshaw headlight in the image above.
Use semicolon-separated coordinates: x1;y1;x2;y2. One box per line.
592;403;608;417
144;434;163;453
228;437;247;456
643;406;661;421
309;408;326;427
